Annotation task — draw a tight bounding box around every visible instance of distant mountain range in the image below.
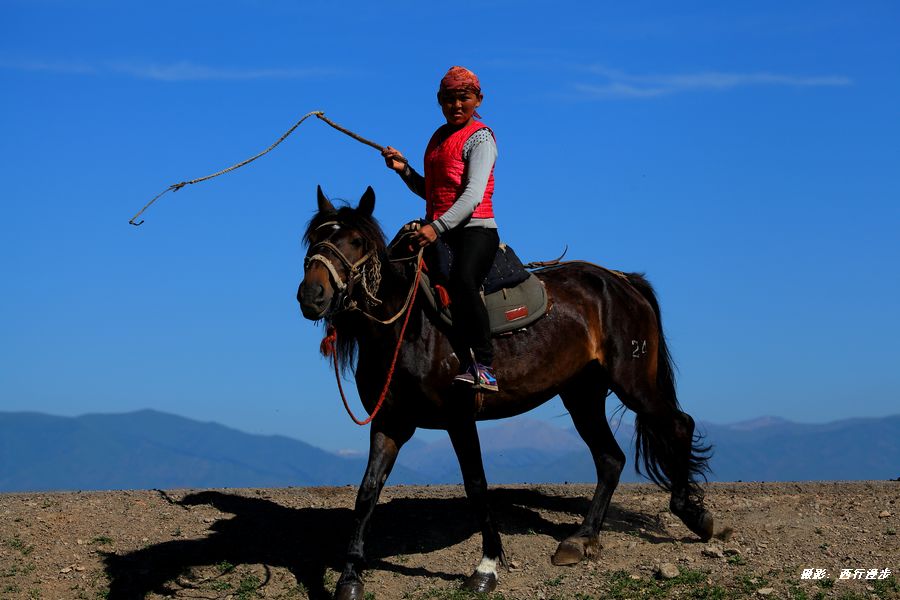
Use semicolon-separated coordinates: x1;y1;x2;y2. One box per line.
1;410;897;492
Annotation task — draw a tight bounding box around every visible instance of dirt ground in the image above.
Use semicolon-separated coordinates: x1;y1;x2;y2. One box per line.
1;482;897;600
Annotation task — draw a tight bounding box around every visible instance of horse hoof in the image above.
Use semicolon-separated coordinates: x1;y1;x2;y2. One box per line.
551;536;599;566
692;511;715;542
334;580;365;600
672;501;715;542
463;570;498;593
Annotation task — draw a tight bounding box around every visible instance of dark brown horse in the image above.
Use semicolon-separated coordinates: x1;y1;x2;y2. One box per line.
297;187;713;600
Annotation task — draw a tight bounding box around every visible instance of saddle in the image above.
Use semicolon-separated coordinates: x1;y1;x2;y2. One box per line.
390;223;550;335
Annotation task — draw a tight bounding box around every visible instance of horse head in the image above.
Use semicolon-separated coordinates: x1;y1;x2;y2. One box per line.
297;185;383;320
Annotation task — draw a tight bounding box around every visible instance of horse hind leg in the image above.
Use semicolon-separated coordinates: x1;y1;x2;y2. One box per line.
552;366;624;566
662;410;715;540
631;403;714;541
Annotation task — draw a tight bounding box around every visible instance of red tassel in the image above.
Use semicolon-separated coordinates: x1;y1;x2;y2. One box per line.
320;325;337;356
435;284;451;308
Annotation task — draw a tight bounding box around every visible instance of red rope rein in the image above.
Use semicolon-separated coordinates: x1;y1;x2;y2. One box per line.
320;258;423;426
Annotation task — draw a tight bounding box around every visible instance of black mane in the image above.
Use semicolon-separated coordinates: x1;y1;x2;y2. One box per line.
303;204;387;255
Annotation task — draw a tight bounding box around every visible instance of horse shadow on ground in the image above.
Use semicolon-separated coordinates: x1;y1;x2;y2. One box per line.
101;487;677;599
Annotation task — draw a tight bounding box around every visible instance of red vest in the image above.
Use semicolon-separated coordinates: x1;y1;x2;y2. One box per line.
424;120;495;222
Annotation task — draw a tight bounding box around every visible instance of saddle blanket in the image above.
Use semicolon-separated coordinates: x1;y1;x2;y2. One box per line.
418;270;549;336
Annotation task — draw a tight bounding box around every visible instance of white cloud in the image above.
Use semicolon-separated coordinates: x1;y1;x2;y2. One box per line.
575;65;852;99
0;57;332;81
0;58;98;75
106;61;331;82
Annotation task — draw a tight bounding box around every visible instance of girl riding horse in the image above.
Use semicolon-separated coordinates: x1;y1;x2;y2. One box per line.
382;66;500;392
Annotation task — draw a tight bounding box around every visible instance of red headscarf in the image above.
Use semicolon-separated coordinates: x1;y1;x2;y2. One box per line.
438;66;482;118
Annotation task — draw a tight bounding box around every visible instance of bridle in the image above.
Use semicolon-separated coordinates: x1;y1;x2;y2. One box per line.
304;220;424;325
305;219;426;426
304;220;383;314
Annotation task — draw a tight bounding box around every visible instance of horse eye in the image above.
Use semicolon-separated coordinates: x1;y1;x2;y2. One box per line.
350;237;363;247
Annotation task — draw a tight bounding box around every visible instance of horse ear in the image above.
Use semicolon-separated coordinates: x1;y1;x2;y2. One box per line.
317;185;336;214
358;186;376;216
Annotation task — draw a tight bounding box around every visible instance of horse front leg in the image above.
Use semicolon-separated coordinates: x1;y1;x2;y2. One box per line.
448;419;506;594
335;420;414;600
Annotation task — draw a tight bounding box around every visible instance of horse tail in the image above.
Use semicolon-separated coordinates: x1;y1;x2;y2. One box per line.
625;273;712;491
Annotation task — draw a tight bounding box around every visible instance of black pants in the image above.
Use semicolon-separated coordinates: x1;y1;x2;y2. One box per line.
441;226;500;366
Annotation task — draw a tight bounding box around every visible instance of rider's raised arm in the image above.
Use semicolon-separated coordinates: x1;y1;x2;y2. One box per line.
399;164;427;200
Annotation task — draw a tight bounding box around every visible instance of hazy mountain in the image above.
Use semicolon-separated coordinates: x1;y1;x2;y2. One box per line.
415;415;899;484
1;411;897;493
0;410;428;492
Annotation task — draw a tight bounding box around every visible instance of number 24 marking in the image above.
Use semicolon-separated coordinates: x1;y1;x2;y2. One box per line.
632;340;647;359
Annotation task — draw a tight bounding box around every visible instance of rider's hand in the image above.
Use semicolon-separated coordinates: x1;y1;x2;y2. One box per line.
414;223;438;247
381;146;407;173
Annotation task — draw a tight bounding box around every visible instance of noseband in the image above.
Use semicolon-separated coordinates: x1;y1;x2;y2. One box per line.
304;221;382;312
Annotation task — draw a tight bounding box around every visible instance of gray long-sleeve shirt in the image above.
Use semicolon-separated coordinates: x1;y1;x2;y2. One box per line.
399;127;498;234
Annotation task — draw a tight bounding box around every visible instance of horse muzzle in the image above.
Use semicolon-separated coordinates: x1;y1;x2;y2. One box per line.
297;280;332;320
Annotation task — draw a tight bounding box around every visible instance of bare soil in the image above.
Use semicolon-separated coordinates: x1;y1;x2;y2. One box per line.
1;482;898;600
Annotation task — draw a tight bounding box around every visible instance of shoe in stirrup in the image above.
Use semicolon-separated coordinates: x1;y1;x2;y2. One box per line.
453;363;478;386
474;364;499;393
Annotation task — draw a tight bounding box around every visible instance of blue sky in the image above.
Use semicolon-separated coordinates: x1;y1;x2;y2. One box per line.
2;1;898;453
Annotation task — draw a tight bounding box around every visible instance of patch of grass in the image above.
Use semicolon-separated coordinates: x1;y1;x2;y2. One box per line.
2;585;21;594
417;589;508;599
72;588;90;600
365;592;376;600
600;568;719;600
736;574;764;595
692;587;728;600
209;580;232;591
27;589;41;599
545;575;564;587
886;527;897;536
727;554;747;566
817;578;834;589
215;560;235;575
236;575;261;600
5;537;34;556
276;584;308;599
606;570;657;599
872;576;899;599
1;565;20;578
323;569;336;590
90;536;113;546
835;592;869;600
675;570;708;586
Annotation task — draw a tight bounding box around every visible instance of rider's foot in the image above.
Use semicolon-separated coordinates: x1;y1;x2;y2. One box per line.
453;363;499;392
454;363;478;386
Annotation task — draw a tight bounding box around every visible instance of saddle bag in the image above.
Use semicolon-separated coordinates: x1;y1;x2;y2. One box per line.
483;244;529;294
425;236;529;294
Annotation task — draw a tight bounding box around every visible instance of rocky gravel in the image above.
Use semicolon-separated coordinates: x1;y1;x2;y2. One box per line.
1;481;897;599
